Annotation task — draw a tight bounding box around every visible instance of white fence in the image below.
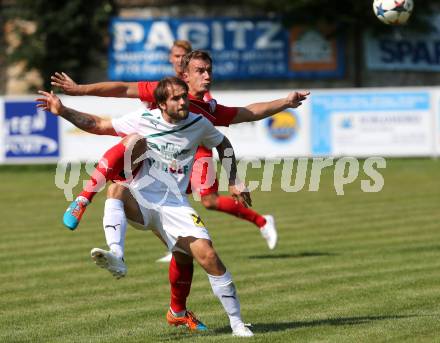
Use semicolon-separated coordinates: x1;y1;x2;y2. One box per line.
1;87;439;164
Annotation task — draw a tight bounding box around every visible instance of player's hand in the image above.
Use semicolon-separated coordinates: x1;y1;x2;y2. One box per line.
50;72;81;95
229;182;252;208
286;91;310;108
36;90;64;115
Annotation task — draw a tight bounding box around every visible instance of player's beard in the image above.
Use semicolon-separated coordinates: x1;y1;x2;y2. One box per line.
178;108;189;120
165;107;188;122
171;105;188;120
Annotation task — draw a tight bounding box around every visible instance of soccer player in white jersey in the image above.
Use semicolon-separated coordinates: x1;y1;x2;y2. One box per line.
51;48;279;264
37;77;254;337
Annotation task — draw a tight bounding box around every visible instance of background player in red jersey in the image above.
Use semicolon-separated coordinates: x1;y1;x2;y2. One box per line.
169;40;193;81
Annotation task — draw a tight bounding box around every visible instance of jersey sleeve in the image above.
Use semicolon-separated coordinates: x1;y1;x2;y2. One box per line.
111;110;142;137
199;117;224;149
137;81;158;102
212;103;238;127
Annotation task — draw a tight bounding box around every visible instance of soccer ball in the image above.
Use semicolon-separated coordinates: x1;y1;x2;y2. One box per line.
373;0;414;25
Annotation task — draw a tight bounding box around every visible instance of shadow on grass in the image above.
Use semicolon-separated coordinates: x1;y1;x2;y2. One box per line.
248;252;336;259
395;244;440;254
160;328;211;342
213;314;417;334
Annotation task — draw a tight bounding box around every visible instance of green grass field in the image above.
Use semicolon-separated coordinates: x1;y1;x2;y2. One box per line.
1;159;440;343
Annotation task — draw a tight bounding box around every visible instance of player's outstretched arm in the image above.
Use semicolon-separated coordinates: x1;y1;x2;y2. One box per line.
231;90;310;124
50;72;140;98
36;90;117;136
215;136;252;207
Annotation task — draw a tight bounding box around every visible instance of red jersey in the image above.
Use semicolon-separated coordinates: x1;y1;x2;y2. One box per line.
137;82;233;124
203;90;213;101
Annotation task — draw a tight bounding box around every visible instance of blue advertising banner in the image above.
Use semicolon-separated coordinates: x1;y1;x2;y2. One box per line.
109;17;345;81
311;91;432;156
4;101;59;160
364;15;440;71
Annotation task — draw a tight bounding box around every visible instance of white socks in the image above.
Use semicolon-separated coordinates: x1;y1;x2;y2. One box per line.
208;271;243;330
169;308;186;318
103;198;127;259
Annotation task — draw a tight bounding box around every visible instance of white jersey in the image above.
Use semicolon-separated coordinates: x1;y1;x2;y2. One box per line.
112;108;224;207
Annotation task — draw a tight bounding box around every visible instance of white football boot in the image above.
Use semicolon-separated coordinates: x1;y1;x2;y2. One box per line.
90;248;127;279
232;323;254;337
156;252;173;263
260;215;278;250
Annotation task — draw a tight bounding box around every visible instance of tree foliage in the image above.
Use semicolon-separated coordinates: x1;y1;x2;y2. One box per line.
5;0;115;90
3;0;437;91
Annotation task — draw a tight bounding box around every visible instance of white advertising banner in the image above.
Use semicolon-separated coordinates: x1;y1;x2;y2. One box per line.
330;110;433;156
213;90;310;158
1;87;438;164
311;89;434;157
59;96;144;162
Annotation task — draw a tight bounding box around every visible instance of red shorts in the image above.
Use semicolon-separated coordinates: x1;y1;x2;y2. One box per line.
186;147;218;196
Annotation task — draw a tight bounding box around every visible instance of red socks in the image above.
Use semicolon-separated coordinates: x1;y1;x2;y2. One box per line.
215;195;267;228
79;142;126;202
169;256;193;313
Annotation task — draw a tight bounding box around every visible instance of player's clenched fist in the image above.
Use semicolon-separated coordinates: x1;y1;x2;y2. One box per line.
286;91;310;108
36;90;64;115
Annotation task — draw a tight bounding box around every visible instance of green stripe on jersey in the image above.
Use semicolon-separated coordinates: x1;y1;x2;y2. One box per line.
146;116;203;138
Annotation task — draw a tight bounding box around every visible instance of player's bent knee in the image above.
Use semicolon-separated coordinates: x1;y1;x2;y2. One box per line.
107;182;127;199
197;246;220;265
121;133;143;147
204;249;219;263
119;135;147;174
121;134;146;159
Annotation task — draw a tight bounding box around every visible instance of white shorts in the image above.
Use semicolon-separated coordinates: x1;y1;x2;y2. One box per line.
135;204;211;253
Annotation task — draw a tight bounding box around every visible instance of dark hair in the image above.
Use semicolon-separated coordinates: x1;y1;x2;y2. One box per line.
181;50;212;72
154;76;189;106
